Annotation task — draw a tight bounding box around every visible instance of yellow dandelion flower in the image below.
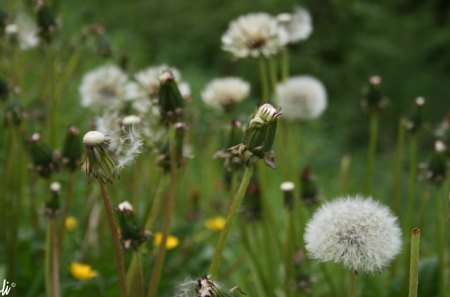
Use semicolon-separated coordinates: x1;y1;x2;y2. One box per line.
204;216;226;231
69;262;98;280
154;232;179;250
65;216;78;231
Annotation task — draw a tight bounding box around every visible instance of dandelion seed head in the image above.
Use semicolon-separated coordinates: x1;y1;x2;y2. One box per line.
415;96;425;106
276;75;327;121
435;140;447;153
122;115;141;126
280;181;295;192
304;195;402;273
118;200;133;212
6;13;39;50
83;131;106;146
221;12;288;58
50;182;61;193
201;77;250;111
277;7;312;44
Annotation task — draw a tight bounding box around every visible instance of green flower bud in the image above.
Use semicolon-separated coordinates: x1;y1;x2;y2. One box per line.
361;75;388;113
425;140;447;185
405;97;426;134
3;99;23;127
0;9;8;36
62;125;83;171
280;181;295;210
0;77;8;101
116;201;151;250
36;5;58;43
158;71;184;124
82;131;117;183
45;182;61;218
28;133;56;179
300;165;319;206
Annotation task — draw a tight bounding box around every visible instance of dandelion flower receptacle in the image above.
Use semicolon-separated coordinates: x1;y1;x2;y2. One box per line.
304;195;402;273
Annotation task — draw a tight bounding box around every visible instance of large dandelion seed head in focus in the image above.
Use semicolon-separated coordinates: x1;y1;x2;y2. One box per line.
304;196;402;273
276;75;327;121
221;12;288;59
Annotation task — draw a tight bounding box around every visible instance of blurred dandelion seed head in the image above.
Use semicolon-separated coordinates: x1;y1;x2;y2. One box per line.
277;7;313;44
304;195;402;273
117;200;133;212
276;75;327;121
201;77;250;111
5;13;39;50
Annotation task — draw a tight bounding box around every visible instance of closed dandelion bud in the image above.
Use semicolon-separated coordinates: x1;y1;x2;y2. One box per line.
28;132;56;178
82;131;117;183
280;181;295;210
361;75;388;113
116;201;150;250
300;165;319;206
424;140;447;185
3;99;23;127
0;9;8;36
36;4;58;43
45;181;61;218
0;77;8;101
405;97;426;134
62;125;83;171
158;70;184;124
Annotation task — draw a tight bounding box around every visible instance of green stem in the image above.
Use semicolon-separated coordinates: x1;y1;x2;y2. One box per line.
320;263;338;297
339;154;351;195
363;113;378;195
405;135;417;232
268;56;278;100
350;271;357;297
435;186;446;297
408;228;420;297
147;127;179;297
391;118;406;214
47;45;58;147
281;47;289;84
99;181;128;297
284;208;296;297
258;57;269;102
49;220;60;297
58;172;74;253
209;166;254;278
45;223;51;297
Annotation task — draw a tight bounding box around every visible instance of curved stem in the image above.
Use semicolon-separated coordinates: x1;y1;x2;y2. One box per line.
99;181;127;297
209;166;254;278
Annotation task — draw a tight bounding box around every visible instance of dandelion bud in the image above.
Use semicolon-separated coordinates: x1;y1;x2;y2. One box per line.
28;132;56;178
158;70;185;124
3;99;23;127
0;9;9;36
304;195;402;273
405;97;426;134
36;4;58;43
62;125;83;171
423;140;447;185
280;181;295;210
116;200;150;250
361;75;388;113
82;131;117;183
0;77;8;101
300;165;319;206
45;181;61;218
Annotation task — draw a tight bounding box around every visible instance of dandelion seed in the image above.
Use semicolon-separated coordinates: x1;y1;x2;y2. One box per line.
69;262;98;280
221;13;288;58
276;75;327;121
201;77;250;112
304;195;402;273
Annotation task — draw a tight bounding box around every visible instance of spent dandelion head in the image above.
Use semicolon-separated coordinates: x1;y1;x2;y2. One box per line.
361;75;389;113
35;3;59;43
3;98;23;127
276;75;327;121
201;77;250;112
27;132;57;178
277;7;313;44
304;195;402;273
419;140;448;185
82;130;117;183
221;12;288;59
5;12;39;50
62;125;83;171
45;181;61;218
116;200;151;250
405;96;426;134
280;181;295;210
300;165;319;206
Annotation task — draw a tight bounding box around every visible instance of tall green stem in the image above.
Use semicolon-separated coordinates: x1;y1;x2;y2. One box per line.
99;181;128;297
284;208;296;297
258;57;269;102
58;172;74;253
268;56;278;100
350;272;357;297
209;166;254;278
363;113;378;195
404;135;417;232
391;118;406;214
408;228;420;297
147;127;179;297
281;47;289;84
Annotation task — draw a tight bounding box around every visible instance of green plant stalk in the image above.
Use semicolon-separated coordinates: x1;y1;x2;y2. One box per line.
46;45;59;147
268;56;278;100
281;47;289;84
435;186;446;297
258;57;269;102
99;181;128;297
339;154;351;195
58;172;74;253
391;118;406;214
147;127;179;297
350;272;358;297
363;113;379;195
408;228;420;297
284;208;296;297
320;263;339;297
45;223;51;297
209;165;254;278
404;135;417;234
47;220;60;297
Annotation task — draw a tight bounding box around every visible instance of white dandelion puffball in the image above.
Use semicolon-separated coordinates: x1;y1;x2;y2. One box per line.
304;196;402;273
277;7;313;44
5;13;39;50
201;77;250;111
276;75;327;121
221;12;288;58
79;65;131;110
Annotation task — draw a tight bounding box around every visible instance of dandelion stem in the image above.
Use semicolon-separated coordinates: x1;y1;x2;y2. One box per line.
268;55;278;100
404;134;417;236
209;165;254;278
98;181;128;297
58;172;74;253
363;113;378;195
50;220;60;297
258;57;269;102
147;127;179;297
435;186;447;297
350;271;357;297
391;118;406;214
281;47;289;84
408;228;420;297
284;207;296;297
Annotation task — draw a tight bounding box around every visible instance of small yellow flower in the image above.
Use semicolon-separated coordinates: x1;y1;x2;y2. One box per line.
204;216;226;231
154;232;179;250
69;262;98;280
65;216;78;231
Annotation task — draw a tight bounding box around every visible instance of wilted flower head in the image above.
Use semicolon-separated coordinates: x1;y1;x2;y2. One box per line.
79;65;132;110
174;276;242;297
201;77;250;112
82;131;117;183
116;200;150;250
304;196;402;273
5;13;39;50
277;76;327;121
277;7;313;44
222;12;288;58
405;97;426;134
361;75;388;113
419;140;448;185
